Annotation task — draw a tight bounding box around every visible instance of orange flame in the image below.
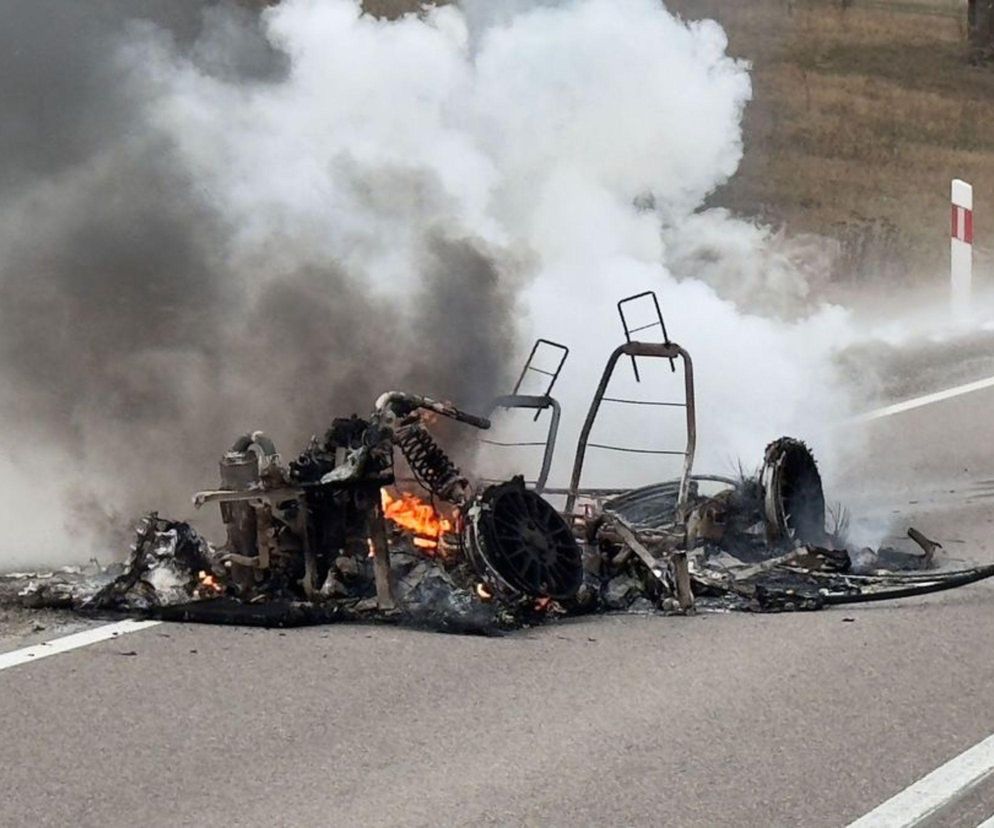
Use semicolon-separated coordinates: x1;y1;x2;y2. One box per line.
381;489;453;552
197;570;223;595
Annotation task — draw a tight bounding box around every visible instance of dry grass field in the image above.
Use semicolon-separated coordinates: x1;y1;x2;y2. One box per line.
665;0;994;283
363;0;994;283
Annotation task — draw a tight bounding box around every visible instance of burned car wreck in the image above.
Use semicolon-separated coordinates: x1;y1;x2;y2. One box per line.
7;292;994;634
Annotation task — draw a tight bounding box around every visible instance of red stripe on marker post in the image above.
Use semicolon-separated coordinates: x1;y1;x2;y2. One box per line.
951;204;974;244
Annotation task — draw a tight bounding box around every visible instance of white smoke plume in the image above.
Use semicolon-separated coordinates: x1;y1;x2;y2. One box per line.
0;0;863;566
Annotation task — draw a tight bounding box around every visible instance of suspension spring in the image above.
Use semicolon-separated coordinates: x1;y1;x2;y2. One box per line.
393;421;464;502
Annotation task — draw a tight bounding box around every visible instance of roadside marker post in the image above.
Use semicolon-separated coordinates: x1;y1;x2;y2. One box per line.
951;178;974;321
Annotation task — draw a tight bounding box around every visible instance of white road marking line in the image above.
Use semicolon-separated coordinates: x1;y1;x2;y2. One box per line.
976;816;994;828
847;732;994;827
0;619;161;673
857;375;994;422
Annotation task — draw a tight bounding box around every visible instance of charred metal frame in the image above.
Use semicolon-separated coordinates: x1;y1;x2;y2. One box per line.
512;339;569;404
618;291;675;377
479;339;569;494
483;394;561;493
565;341;696;514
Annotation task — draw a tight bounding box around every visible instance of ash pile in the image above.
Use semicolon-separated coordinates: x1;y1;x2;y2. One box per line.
8;291;994;633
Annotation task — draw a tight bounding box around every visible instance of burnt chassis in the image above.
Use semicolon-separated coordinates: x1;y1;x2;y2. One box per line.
184;287;994;619
22;291;994;627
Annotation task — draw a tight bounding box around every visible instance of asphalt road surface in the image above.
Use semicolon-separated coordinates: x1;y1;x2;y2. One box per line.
4;364;994;826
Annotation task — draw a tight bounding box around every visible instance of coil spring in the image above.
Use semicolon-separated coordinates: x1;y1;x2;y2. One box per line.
394;422;461;499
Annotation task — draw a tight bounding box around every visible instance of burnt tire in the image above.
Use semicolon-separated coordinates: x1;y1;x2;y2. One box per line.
761;437;826;546
464;479;582;600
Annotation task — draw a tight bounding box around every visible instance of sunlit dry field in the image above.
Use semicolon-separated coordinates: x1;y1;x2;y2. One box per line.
668;0;994;282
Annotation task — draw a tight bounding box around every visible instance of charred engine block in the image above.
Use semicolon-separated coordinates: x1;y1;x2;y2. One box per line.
194;392;584;606
194;412;397;600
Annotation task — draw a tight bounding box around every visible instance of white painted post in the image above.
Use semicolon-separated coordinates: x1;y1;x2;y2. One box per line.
951;178;974;321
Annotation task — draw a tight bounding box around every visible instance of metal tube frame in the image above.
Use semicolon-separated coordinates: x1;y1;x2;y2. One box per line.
565;342;696;514
511;339;570;423
484;394;562;494
617;291;675;377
